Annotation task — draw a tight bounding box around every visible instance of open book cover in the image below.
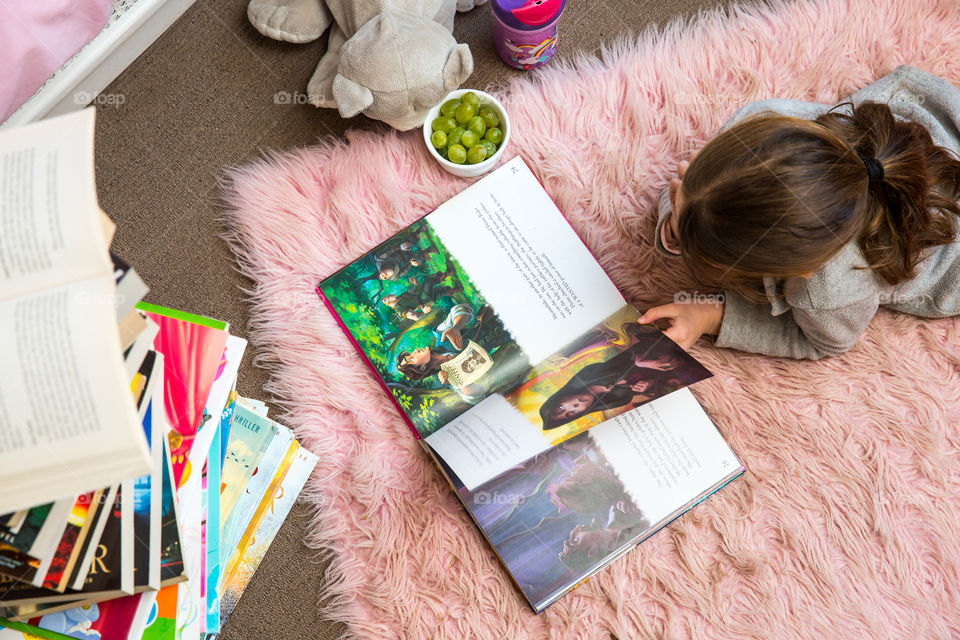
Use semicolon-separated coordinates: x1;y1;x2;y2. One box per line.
317;156;744;611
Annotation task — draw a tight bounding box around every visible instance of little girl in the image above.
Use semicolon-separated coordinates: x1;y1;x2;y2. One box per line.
640;65;960;359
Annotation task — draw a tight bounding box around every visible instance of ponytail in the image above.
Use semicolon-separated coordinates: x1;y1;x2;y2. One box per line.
817;102;960;285
677;101;960;296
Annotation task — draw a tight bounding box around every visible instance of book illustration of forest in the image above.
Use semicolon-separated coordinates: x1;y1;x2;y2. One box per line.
319;220;532;437
457;431;651;608
503;306;714;445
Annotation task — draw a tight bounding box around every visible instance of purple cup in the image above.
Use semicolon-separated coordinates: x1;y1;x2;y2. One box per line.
490;0;567;70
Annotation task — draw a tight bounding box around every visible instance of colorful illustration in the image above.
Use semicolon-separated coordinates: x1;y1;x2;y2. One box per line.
42;493;96;591
218;449;318;628
137;586;177;640
140;308;229;487
219;405;277;522
318;220;531;436
504;35;557;69
458;431;650;607
503;307;713;445
31;595;141;640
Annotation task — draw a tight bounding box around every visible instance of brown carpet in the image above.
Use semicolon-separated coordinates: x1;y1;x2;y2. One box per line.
93;0;749;636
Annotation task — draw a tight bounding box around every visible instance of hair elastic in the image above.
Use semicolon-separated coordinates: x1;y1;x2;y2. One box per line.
862;155;885;184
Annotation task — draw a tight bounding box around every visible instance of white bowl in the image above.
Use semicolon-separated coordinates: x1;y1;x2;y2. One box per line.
422;89;511;178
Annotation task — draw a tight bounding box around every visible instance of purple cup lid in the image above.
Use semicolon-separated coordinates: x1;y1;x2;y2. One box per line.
490;0;566;30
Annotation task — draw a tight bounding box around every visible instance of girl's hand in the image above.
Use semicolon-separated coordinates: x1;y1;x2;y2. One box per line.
437;371;449;384
638;300;724;350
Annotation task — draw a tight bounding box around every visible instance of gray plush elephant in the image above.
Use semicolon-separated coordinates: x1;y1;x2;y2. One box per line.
248;0;487;130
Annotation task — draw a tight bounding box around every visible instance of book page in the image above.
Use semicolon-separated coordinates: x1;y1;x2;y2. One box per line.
452;387;742;612
426;156;625;364
0;276;150;512
425;305;712;489
0;108;110;302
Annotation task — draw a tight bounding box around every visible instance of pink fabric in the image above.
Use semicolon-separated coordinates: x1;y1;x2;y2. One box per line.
220;0;960;637
0;0;112;122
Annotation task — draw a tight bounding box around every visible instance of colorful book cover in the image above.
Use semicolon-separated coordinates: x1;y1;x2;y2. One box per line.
316;156;711;492
219;440;300;587
203;416;223;636
0;505;52;554
157;439;183;585
217;447;318;629
200;337;245;469
40;493;97;592
0;545;40;583
218;405;276;524
135;584;177;640
127;592;157;640
0;490;129;611
219;425;293;566
27;499;73;561
0;619;72;640
30;594;141;640
64;487;117;592
129;352;163;593
138;305;229;488
218;392;237;467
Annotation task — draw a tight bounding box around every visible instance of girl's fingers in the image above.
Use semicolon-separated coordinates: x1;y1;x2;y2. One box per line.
638;304;679;324
677;160;690;179
663;325;694;350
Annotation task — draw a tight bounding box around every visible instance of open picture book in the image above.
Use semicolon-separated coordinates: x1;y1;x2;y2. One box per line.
317;156;745;612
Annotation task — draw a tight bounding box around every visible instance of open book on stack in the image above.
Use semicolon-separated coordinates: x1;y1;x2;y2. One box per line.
0;110;318;640
318;156;745;612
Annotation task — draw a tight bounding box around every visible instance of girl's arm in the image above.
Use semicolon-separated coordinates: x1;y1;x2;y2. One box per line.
714;291;880;359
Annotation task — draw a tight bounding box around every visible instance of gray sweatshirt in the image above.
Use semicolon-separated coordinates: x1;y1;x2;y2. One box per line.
654;65;960;359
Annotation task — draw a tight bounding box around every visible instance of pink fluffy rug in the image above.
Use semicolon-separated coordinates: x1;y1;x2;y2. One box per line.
220;0;960;637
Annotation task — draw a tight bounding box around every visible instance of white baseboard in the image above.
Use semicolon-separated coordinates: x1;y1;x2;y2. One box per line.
2;0;199;128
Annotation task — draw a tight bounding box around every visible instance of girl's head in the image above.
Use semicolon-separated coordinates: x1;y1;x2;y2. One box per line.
674;102;960;297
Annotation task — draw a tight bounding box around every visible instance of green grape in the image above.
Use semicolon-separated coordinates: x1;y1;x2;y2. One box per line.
481;140;498;158
431;116;456;133
440;99;461;118
447;144;467;164
466;145;488;164
484;127;504;145
454;102;476;125
447;126;465;147
430;130;447;149
467;116;486;138
460;130;479;149
461;92;481;109
479;107;500;129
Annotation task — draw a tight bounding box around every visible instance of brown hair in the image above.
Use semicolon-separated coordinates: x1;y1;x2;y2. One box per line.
676;102;960;299
396;351;437;381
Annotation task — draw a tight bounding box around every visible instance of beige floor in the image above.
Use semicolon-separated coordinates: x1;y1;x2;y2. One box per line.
94;0;746;636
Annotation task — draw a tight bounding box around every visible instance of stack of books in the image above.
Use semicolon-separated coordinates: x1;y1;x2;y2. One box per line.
0;110;318;640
